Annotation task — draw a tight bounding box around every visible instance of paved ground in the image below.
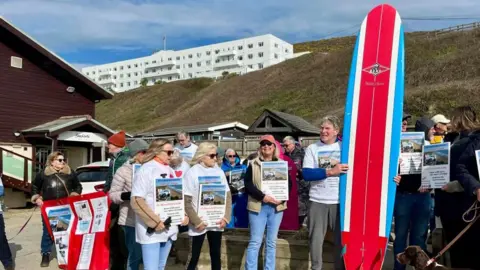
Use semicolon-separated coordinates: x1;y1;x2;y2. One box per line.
3;206;401;269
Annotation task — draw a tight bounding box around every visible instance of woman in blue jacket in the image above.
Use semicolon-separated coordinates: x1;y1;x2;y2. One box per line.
221;149;248;228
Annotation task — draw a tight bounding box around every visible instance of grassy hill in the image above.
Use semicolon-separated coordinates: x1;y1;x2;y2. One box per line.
96;28;480;134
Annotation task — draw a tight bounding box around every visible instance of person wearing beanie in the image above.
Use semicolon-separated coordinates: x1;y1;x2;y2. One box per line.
109;139;149;270
105;130;130;269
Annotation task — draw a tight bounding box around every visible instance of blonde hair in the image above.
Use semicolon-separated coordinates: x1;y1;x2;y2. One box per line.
141;139;172;164
319;115;341;130
450;106;478;133
46;151;65;166
191;142;217;164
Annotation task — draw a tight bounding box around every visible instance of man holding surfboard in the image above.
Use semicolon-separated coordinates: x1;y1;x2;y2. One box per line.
302;116;348;270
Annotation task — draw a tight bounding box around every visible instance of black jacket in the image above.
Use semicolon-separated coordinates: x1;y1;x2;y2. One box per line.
32;165;82;201
455;130;480;205
397;117;435;193
435;131;472;219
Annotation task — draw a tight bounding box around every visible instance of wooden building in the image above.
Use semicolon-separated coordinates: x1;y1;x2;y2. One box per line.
246;109;320;141
0;17;117;206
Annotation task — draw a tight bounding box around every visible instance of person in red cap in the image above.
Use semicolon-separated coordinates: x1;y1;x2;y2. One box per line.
105;130;130;269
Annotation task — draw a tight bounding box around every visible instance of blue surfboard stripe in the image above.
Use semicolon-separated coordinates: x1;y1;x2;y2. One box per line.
384;24;405;238
339;29;361;233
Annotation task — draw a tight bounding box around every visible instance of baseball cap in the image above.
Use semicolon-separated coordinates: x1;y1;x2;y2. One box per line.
402;112;411;121
431;114;450;124
259;135;275;145
128;139;149;157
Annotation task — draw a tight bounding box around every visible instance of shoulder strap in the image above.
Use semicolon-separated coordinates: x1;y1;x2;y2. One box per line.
54;174;70;196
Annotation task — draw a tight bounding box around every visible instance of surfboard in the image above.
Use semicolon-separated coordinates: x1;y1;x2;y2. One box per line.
339;4;404;270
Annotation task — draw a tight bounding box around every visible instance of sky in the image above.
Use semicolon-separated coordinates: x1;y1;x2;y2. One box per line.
1;0;479;70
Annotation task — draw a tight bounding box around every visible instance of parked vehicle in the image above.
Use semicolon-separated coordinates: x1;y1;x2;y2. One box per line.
75;160;109;194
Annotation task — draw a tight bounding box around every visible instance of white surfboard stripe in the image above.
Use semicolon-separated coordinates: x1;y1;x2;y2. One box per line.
378;12;401;237
344;17;368;232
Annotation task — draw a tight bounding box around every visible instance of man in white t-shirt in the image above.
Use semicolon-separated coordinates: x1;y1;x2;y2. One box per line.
174;131;198;161
302;116;348;270
0;177;14;270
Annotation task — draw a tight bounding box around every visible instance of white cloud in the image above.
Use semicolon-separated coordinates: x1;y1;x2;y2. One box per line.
1;0;479;55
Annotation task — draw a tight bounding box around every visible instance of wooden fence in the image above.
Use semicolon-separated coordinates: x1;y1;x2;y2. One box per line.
434;21;480;37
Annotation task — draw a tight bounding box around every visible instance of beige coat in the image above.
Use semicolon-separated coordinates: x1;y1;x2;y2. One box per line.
109;161;136;227
247;157;287;213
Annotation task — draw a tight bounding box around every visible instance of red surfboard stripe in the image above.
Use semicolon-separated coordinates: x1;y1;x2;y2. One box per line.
344;5;397;269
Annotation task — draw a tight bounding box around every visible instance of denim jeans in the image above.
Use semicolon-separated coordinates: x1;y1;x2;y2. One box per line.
245;203;284;270
141;239;173;270
121;226;142;270
393;192;431;270
41;217;53;255
0;214;13;268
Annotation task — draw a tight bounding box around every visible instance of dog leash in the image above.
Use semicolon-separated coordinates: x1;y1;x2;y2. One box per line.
426;201;480;266
7;206;37;241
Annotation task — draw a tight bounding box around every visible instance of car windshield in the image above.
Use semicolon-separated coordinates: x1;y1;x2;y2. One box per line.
76;167;108;183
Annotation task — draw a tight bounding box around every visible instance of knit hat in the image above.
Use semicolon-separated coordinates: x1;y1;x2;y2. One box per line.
128;139;149;157
108;130;126;147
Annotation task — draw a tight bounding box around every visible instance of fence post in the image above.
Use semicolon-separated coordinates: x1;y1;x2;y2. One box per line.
242;138;247;156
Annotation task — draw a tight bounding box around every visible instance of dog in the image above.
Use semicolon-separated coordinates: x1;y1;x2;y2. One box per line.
396;246;471;270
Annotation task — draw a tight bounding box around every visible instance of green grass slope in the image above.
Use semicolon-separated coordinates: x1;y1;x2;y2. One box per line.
96;28;480;134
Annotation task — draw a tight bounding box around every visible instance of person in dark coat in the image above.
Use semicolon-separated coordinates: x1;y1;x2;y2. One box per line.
393;117;435;270
453;111;480;269
31;151;82;268
436;106;479;268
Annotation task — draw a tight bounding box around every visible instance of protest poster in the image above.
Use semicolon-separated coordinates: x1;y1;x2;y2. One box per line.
261;161;289;200
44;204;74;266
475;150;480;178
421;142;450;189
229;169;245;190
154;177;185;225
41;191;111;270
197;184;227;228
317;150;341;189
399;132;425;175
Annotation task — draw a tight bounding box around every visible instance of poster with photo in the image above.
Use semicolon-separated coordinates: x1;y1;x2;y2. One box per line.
317;150;341;189
198;176;223;185
421;142;450;189
45;205;74;265
90;196;108;233
229;169;245;190
73;200;92;235
260;161;289;201
399;132;425;175
154;178;184;225
197;184;227;228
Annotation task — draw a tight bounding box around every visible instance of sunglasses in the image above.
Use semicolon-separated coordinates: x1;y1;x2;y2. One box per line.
260;141;273;147
56;159;65;163
208;153;218;159
161;150;174;156
227;155;236;158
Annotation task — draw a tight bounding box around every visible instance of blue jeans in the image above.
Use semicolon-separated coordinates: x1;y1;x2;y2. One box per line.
393;192;431;270
121;226;142;270
141;239;173;270
41;217;53;255
0;214;13;268
245;203;284;270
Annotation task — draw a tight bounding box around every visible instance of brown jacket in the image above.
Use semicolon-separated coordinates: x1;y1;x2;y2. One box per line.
246;157;287;213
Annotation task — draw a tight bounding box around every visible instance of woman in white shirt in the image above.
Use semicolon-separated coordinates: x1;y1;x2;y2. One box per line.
183;142;232;270
130;139;188;270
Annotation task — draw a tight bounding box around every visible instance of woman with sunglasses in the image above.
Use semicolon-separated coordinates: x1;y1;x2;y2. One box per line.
221;148;248;228
130;139;189;270
31;151;82;268
244;135;292;270
183;142;232;270
109;139;149;270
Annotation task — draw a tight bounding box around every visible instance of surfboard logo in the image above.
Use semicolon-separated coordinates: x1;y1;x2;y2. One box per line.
363;63;389;76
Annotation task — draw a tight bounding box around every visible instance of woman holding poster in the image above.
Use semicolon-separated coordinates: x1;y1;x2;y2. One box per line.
31;151;82;268
183;142;232;270
130;139;189;270
244;135;292;270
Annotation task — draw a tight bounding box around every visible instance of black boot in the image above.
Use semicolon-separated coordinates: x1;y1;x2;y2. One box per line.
40;254;50;267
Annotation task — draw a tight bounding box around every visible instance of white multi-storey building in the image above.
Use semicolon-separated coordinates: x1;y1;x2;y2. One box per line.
82;34;294;92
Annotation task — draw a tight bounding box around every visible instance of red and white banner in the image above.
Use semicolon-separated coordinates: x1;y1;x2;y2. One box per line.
41;191;111;270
